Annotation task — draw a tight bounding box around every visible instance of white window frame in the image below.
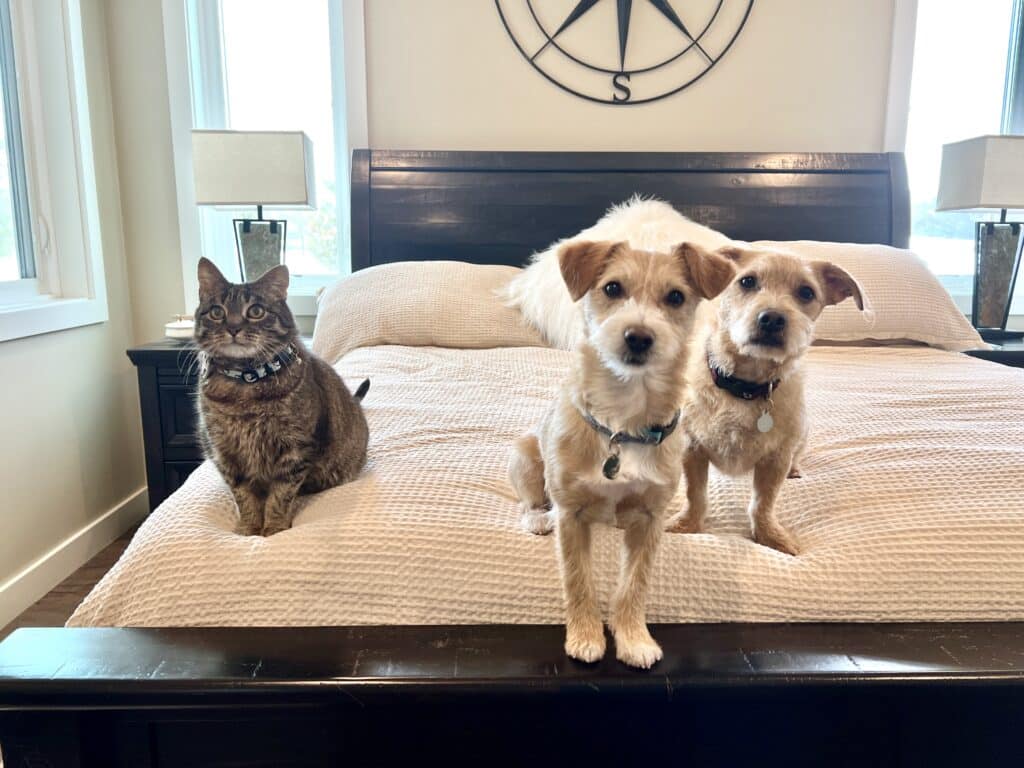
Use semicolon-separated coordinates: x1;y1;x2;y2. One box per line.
162;0;368;317
889;0;1024;328
0;0;109;342
883;0;917;155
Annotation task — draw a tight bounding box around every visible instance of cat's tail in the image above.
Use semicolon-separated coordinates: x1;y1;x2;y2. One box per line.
353;378;370;402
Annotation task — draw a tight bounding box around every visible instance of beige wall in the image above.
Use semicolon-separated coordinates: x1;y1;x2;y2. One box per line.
106;0;187;342
366;0;896;152
0;0;145;621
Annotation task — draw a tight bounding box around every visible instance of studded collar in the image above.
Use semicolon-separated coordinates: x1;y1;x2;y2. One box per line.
214;344;301;384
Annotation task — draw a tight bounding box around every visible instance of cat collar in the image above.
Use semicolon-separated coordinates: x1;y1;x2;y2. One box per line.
218;344;301;383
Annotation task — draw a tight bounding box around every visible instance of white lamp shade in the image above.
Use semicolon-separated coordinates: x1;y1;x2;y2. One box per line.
191;130;316;207
936;135;1024;211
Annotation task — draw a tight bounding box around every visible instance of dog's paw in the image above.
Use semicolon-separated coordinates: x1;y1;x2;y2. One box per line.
754;526;799;556
521;506;555;536
565;626;606;663
614;628;663;669
664;512;702;534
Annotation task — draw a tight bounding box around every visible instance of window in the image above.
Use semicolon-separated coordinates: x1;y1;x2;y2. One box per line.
185;0;349;292
904;0;1022;316
0;0;110;342
1005;1;1024;134
0;0;33;284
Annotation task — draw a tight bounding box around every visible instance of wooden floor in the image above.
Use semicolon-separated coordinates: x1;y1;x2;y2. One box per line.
0;527;137;641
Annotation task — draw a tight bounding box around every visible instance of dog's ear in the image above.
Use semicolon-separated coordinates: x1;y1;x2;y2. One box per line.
675;243;735;300
558;240;621;302
714;245;756;267
197;257;229;300
252;263;290;303
811;261;864;310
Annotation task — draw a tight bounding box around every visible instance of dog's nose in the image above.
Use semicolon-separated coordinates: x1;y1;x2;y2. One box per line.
624;328;654;353
757;311;786;334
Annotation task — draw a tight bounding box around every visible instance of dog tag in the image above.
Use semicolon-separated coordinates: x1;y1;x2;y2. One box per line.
756;411;774;433
602;454;620;479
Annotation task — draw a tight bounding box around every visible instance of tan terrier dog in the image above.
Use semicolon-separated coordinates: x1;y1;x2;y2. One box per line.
509;240;733;668
665;246;864;555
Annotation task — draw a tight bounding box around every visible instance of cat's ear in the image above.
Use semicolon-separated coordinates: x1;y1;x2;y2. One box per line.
253;264;289;302
197;257;228;300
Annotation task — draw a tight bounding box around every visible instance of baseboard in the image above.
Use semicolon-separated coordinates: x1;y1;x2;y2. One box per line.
0;487;148;629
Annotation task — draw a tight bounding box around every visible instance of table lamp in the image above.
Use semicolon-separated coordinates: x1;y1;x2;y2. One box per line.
936;135;1024;342
191;130;315;281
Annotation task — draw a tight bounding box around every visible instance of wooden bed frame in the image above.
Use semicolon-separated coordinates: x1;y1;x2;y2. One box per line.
2;151;1022;767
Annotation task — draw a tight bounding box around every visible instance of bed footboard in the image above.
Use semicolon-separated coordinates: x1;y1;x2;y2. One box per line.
1;623;1023;766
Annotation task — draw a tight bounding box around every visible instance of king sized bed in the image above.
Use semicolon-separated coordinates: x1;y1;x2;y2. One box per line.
1;151;1023;767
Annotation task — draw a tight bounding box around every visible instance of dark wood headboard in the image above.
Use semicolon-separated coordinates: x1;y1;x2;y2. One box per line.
350;150;910;271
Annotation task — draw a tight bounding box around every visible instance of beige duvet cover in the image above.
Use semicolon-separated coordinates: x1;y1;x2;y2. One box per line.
69;344;1024;626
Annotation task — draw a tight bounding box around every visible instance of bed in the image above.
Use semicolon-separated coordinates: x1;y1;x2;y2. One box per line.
2;150;1023;767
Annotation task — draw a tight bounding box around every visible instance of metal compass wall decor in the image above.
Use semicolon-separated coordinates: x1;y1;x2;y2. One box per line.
496;0;754;105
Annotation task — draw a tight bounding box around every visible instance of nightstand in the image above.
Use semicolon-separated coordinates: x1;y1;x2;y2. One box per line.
127;337;312;509
127;339;204;510
964;339;1024;369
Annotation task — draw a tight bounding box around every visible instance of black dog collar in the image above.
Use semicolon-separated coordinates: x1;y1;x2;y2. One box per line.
216;344;301;384
580;407;680;480
708;355;780;401
581;409;681;447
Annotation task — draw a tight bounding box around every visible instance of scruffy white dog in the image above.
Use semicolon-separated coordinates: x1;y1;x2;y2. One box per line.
503;197;733;350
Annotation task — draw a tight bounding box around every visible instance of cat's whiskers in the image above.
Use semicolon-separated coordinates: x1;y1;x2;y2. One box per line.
178;346;202;381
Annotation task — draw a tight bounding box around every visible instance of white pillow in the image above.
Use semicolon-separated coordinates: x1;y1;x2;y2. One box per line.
312;261;546;364
753;241;985;352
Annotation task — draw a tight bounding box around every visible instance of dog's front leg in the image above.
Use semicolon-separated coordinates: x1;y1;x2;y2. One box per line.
610;511;663;669
556;505;606;663
750;455;799;555
665;446;709;533
787;423;809;479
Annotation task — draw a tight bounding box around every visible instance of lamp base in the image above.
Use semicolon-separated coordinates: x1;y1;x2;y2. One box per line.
234;209;287;281
976;327;1024;343
973;220;1022;333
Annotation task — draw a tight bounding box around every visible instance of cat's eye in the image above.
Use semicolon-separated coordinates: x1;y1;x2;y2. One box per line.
665;289;685;306
603;281;623;298
739;275;758;291
797;285;816;302
208;305;225;320
246;304;266;320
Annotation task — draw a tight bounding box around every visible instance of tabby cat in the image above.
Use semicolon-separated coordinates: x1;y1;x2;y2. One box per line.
194;258;369;536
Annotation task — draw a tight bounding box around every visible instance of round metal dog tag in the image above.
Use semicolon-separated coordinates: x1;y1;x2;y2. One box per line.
756;411;774;433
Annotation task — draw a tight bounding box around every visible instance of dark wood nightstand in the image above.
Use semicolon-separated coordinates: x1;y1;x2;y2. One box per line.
964;339;1024;369
127;339;204;510
127;337;313;509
